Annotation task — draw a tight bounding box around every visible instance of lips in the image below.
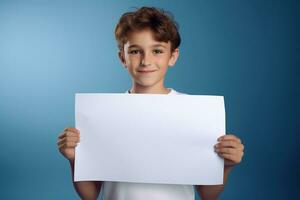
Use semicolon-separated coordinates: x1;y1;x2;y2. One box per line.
137;69;156;73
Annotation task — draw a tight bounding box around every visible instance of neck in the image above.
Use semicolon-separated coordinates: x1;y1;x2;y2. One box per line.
129;81;170;94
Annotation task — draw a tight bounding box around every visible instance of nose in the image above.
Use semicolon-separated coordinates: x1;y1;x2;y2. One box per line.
141;52;151;66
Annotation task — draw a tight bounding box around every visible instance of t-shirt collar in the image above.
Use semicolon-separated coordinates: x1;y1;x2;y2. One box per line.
126;88;175;95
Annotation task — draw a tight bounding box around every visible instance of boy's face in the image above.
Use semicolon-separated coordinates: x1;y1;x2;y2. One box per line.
119;29;179;88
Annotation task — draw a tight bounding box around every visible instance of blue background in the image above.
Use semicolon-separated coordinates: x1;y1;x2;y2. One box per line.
0;0;298;199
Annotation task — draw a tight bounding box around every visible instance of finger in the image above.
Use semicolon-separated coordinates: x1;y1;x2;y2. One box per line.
215;147;238;154
217;134;226;141
65;131;80;137
66;141;77;148
219;150;244;160
58;129;79;139
57;136;80;146
215;141;243;150
240;143;244;151
215;140;245;151
218;134;241;143
57;138;64;146
59;141;77;149
64;127;80;134
58;132;66;139
219;153;241;163
240;151;244;158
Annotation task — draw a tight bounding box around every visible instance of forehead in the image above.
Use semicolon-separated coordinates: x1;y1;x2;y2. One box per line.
125;29;170;48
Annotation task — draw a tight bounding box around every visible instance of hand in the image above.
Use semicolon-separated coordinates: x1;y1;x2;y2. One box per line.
214;134;244;167
57;127;80;162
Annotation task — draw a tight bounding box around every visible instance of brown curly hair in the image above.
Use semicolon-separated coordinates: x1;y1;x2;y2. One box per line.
115;7;181;52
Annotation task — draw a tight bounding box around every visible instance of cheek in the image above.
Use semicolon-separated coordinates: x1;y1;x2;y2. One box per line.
156;55;171;67
127;55;141;66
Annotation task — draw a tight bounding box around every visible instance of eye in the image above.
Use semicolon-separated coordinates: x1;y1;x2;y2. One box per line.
129;49;142;54
153;49;163;54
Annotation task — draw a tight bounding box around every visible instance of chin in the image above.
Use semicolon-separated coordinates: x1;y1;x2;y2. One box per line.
136;79;159;87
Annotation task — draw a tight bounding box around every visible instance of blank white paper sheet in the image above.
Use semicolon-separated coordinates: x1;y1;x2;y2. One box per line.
74;93;225;185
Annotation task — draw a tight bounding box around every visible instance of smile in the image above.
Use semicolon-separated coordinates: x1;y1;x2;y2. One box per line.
137;70;157;74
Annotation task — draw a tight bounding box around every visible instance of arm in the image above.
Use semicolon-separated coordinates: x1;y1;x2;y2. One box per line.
58;127;102;200
196;166;233;200
196;134;244;200
69;160;102;200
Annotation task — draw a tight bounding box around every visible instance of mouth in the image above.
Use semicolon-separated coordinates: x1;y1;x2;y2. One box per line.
137;69;157;74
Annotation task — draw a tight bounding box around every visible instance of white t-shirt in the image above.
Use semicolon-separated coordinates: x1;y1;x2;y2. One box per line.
101;88;195;200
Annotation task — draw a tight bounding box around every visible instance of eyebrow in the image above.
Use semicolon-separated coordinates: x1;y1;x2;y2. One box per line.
128;44;167;49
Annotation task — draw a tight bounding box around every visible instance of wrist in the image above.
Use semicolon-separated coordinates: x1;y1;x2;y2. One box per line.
224;165;233;173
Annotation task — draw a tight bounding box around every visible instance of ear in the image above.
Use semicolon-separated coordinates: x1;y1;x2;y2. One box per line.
168;48;179;67
118;50;127;68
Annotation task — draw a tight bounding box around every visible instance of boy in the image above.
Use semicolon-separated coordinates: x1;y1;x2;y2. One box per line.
57;7;244;200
